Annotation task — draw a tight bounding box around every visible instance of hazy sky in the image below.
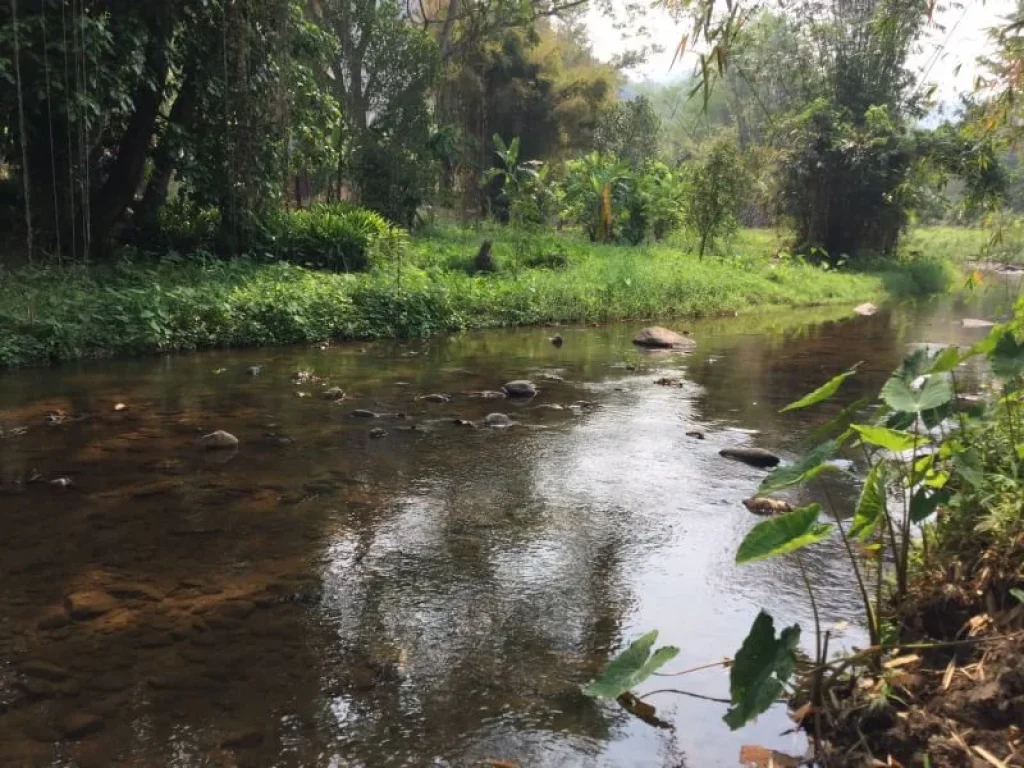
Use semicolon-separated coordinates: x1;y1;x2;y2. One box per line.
587;0;1016;106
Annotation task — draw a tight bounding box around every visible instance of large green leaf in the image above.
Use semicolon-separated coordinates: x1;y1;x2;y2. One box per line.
990;332;1024;381
759;441;840;495
724;611;801;730
583;631;680;699
909;486;952;523
806;396;870;445
851;424;927;453
927;345;964;375
736;504;833;564
779;366;858;414
880;374;953;414
953;448;984;489
849;462;888;539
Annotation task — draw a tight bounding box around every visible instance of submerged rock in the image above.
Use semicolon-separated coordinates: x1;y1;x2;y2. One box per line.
452;419;477;428
743;497;792;516
65;591;118;620
59;712;104;739
502;380;537;398
418;393;450;403
654;377;683;387
685;430;706;440
324;387;345;401
632;327;696;350
961;318;996;329
719;447;781;468
221;729;264;749
469;390;507;400
550;333;564;347
21;660;70;682
201;430;238;450
369;428;388;439
854;302;878;316
351;409;379;418
484;413;514;427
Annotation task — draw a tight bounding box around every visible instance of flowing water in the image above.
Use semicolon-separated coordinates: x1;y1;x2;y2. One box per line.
0;279;1019;768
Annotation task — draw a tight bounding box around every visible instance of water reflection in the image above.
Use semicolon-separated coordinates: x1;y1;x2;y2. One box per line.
0;281;1016;767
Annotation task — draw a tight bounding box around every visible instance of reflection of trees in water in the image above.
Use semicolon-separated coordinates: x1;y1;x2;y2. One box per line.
313;421;640;764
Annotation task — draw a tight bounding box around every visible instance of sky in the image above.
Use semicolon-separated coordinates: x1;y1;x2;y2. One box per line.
586;0;1016;108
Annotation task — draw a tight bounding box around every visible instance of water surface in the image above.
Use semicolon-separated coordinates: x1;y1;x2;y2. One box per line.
0;283;1016;767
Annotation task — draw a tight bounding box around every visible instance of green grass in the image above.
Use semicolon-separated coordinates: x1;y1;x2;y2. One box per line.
0;224;954;367
902;226;991;264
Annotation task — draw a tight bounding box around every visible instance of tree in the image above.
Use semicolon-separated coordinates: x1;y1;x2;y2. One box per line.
593;95;661;167
682;138;746;258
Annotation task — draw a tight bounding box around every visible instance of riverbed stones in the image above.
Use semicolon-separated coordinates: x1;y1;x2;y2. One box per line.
221;729;264;749
351;409;379;418
21;660;70;682
962;318;996;328
854;302;878;316
58;712;104;739
502;380;537;398
201;430;238;450
719;447;781;468
64;591;118;620
323;387;345;401
369;428;388;439
484;413;514;427
418;393;450;403
632;326;696;350
686;430;706;440
742;497;792;516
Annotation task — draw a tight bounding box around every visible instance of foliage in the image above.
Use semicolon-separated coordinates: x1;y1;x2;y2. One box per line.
682;138;747;258
0;223;943;367
724;611;801;730
593;95;661;168
260;205;399;272
582;631;679;699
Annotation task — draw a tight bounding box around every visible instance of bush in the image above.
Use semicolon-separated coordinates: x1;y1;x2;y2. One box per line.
258;204;399;272
682;138;748;258
350;142;435;228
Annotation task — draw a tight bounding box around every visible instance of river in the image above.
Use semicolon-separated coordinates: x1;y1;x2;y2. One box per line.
0;278;1018;767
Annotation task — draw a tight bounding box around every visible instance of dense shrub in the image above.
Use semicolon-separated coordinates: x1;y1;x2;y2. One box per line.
260;205;396;272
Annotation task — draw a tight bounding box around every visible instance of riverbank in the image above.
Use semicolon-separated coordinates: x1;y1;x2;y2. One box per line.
0;225;951;367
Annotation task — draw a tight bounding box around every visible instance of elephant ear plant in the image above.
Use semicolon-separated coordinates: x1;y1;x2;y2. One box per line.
582;321;1024;758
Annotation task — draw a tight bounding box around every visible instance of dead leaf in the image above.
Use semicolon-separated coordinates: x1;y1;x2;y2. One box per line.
788;702;814;725
883;654;920;669
738;744;801;767
973;745;1009;768
942;659;956;690
617;692;672;730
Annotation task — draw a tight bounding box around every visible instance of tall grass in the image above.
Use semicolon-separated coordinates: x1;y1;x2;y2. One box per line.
0;224;949;367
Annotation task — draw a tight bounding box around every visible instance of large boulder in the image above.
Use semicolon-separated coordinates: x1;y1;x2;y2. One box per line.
632;327;696;350
502;380;537;398
719;447;781;468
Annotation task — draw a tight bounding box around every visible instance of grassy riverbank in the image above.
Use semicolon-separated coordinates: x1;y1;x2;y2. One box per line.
0;224;952;367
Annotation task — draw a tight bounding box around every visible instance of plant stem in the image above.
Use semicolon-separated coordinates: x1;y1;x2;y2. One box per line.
821;483;879;646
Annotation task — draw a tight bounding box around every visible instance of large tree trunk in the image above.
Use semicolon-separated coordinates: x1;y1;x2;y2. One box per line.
88;18;171;254
137;69;198;227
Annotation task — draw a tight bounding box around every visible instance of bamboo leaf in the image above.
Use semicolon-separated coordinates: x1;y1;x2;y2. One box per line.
583;631;680;699
724;611;800;730
779;365;859;413
736;504;833;564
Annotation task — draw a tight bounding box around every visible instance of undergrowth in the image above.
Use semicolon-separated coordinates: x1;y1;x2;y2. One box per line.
0;224;953;367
